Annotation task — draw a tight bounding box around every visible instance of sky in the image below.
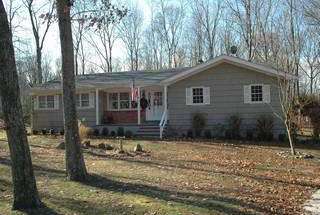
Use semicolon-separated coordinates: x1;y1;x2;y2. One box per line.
4;0;153;71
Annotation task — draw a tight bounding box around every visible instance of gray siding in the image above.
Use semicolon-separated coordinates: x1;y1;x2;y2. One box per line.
167;63;284;136
32;91;101;131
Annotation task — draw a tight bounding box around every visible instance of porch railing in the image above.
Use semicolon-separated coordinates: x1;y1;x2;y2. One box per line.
159;109;168;139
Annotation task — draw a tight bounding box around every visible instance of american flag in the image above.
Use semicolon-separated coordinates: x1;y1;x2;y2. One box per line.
131;81;139;102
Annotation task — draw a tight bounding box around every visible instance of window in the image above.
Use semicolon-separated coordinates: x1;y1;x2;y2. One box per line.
39;96;46;109
81;94;89;107
120;92;130;109
192;88;204;104
38;95;57;109
109;93;118;110
154;92;163;106
251;85;263;102
76;93;90;108
108;92;135;111
46;96;55;108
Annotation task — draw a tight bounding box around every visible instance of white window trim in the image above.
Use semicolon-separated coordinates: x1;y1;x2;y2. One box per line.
37;95;57;110
107;92;136;111
77;93;92;109
190;86;207;106
247;84;269;104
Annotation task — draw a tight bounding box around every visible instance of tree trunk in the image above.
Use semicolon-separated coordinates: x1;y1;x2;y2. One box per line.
56;0;87;181
0;0;42;210
36;47;42;84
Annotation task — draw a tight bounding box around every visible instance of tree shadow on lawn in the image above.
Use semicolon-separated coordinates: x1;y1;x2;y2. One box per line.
86;150;320;189
83;173;268;214
0;157;65;179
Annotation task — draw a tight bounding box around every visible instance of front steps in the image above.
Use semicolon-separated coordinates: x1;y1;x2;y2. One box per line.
136;124;167;138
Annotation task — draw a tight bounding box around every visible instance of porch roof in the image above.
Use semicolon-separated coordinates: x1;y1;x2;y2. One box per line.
31;68;189;94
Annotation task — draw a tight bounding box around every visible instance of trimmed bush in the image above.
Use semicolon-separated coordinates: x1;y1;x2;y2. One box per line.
187;129;194;139
59;129;64;135
41;129;47;135
110;130;116;137
228;115;242;139
246;129;254;141
204;129;212;139
125;130;133;138
117;127;125;136
256;115;274;141
192;113;207;137
213;124;225;139
278;133;287;142
101;127;109;136
93;128;100;136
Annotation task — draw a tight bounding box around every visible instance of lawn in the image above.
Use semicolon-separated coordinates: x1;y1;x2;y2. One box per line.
0;131;319;215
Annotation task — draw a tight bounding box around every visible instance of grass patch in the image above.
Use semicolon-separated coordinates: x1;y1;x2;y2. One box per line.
0;132;319;214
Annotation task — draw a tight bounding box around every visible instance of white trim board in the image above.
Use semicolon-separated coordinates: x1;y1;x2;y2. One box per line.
161;55;297;86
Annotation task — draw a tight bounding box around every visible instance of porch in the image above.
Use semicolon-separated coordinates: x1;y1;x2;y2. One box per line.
94;85;168;138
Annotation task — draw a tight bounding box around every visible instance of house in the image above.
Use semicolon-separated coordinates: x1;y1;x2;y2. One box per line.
31;55;294;139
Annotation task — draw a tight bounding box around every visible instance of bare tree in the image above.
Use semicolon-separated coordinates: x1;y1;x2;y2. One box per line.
191;0;223;60
275;70;298;155
72;0;91;75
119;5;143;71
300;31;320;94
85;0;127;73
24;0;55;84
56;0;87;181
0;0;41;209
227;0;258;61
153;0;185;68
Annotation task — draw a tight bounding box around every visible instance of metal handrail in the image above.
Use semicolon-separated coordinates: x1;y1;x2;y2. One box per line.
159;109;168;139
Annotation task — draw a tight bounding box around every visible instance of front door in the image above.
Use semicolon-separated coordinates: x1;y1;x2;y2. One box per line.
146;90;164;121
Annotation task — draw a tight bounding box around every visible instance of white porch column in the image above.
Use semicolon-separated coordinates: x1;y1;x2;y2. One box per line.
95;88;99;125
137;87;141;125
164;85;168;112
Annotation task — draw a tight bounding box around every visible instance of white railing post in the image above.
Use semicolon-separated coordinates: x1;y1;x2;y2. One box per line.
95;88;99;125
159;85;168;139
137;87;141;125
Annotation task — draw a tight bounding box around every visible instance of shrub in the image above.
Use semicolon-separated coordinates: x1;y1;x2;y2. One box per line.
278;133;287;142
213;124;225;139
300;95;320;139
165;126;179;138
246;129;254;141
32;130;39;135
93;128;100;136
187;129;194;139
41;129;47;135
192;113;207;137
101;127;109;136
204;129;212;139
125;130;133;138
256;115;274;141
117;127;125;136
79;123;91;140
110;130;116;137
59;129;64;135
228;115;242;139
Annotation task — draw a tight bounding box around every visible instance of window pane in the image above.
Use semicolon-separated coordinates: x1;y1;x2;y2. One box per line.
39;96;46;108
192;88;204;104
47;96;54;108
81;93;89;107
109;93;118;110
154;92;163;106
251;85;263;102
120;92;130;109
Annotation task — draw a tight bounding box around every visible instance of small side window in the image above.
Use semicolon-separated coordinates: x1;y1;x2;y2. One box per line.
192;88;204;104
251;85;263;102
